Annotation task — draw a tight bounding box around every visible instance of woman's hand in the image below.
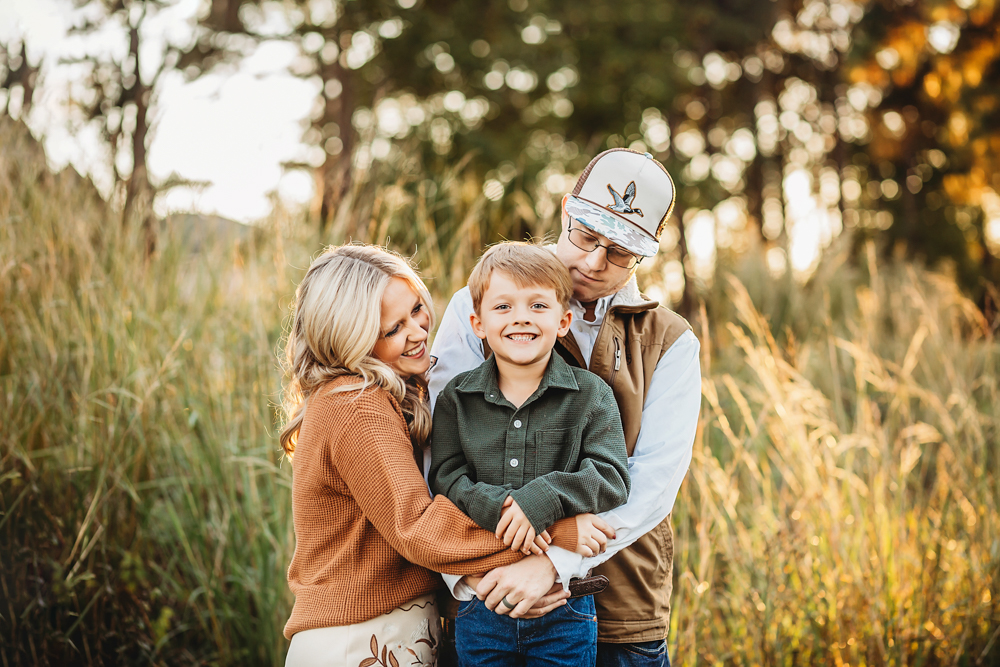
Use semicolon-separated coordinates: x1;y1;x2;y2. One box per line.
572;513;615;557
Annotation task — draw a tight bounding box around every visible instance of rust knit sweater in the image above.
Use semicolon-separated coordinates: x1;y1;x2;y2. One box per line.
283;377;523;639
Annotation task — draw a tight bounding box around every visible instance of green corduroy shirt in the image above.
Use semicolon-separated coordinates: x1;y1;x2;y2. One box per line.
430;351;631;534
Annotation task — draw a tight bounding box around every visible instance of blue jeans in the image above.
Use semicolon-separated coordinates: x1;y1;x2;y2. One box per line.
455;595;597;666
596;640;670;667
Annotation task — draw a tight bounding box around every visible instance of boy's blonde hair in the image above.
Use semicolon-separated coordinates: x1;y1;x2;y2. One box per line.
279;244;434;458
469;242;573;313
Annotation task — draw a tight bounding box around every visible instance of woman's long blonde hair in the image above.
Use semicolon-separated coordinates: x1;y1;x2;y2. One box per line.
279;244;435;458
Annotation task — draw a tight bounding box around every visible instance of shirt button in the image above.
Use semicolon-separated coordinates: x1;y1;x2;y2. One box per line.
510;458;519;467
514;419;522;428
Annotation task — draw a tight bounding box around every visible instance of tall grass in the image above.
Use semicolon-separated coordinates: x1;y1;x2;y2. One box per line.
0;119;296;664
1;117;998;665
673;250;1000;665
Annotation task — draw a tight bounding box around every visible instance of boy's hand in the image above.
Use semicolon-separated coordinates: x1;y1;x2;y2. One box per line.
573;513;615;557
496;496;546;554
529;530;552;555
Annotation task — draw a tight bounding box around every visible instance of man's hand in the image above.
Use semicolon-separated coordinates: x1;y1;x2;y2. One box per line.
573;513;616;557
519;582;570;619
496;496;548;555
475;554;557;618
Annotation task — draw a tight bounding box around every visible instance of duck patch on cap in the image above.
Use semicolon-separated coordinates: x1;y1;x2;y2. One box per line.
607;181;643;217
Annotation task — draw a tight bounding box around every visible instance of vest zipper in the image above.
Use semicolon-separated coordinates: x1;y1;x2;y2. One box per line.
610;337;621;388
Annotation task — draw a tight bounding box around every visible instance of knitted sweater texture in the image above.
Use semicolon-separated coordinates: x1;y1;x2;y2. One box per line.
283;376;520;639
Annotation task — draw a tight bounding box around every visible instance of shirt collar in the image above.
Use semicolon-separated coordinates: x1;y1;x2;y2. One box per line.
569;293;613;325
456;349;580;405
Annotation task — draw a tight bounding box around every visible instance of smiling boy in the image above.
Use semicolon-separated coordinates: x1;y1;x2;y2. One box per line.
429;242;630;666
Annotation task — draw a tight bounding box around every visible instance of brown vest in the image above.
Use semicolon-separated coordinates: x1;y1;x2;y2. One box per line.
555;288;691;643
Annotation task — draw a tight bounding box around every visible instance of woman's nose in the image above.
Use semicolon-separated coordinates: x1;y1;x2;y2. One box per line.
408;319;429;340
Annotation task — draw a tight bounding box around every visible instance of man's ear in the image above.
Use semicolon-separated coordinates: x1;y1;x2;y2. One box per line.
556;308;573;338
470;311;487;340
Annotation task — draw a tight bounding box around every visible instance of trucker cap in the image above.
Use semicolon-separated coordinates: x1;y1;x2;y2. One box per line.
563;148;676;257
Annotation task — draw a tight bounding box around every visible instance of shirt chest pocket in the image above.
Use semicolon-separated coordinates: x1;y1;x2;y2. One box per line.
534;427;582;475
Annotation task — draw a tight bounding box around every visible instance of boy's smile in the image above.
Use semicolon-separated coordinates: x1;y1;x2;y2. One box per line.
469;271;572;371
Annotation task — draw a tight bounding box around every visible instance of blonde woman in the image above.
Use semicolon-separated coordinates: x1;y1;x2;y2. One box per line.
279;244;535;667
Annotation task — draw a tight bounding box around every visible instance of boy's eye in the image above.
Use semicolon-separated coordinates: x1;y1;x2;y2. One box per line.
494;304;510;311
531;303;548;309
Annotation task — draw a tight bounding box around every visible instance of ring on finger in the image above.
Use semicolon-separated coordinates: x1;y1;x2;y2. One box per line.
500;595;516;610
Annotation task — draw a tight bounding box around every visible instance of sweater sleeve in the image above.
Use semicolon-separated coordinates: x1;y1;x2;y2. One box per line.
509;383;631;533
544;517;579;552
329;389;520;575
429;385;511;531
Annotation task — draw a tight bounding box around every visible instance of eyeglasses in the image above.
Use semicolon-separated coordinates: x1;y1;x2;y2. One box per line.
566;225;643;269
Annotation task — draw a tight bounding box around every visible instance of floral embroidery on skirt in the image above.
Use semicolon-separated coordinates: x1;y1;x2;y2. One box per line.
286;594;440;667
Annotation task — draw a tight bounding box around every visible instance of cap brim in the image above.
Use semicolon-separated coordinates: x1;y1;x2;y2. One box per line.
564;196;659;257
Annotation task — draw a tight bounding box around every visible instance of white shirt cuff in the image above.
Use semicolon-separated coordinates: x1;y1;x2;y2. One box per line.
441;573;476;601
545;546;587;591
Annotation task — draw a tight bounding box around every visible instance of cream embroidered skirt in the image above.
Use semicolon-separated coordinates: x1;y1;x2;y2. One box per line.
285;593;441;667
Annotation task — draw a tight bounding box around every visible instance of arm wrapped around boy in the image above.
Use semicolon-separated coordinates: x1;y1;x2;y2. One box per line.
430;353;630;553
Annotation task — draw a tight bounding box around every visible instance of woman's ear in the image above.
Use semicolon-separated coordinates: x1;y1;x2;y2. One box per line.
470;312;487;340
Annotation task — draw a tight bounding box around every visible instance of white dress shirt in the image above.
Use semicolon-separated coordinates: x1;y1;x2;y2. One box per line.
428;284;701;599
565;292;610;364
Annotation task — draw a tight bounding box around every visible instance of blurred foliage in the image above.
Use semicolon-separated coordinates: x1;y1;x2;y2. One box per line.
4;0;999;296
848;0;1000;292
170;0;1000;300
0;39;40;116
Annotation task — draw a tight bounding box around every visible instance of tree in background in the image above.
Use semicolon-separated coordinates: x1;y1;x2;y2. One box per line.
64;0;195;251
848;0;1000;292
39;0;1000;299
187;0;773;301
0;38;42;118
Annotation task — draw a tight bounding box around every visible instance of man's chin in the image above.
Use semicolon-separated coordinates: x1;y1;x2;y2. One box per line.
573;285;608;303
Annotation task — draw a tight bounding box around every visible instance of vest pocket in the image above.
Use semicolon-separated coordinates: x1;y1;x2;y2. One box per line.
534;427;582;473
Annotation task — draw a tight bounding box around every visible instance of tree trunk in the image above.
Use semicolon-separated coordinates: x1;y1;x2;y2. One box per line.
121;18;155;255
319;62;355;235
675;205;695;319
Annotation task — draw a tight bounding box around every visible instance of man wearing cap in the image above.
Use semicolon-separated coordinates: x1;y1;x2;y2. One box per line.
429;148;701;666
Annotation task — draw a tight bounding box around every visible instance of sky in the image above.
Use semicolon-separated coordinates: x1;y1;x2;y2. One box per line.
0;0;317;222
